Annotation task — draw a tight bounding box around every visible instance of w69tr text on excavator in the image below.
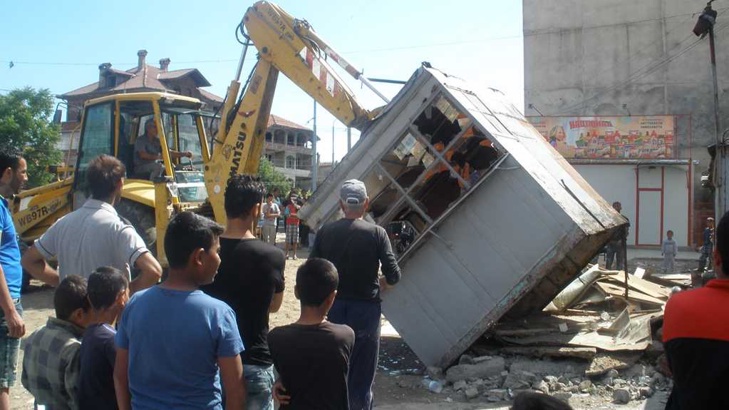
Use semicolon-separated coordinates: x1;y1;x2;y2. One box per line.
11;1;385;266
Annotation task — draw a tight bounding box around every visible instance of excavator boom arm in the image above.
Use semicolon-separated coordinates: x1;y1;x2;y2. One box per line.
244;1;374;130
206;1;381;221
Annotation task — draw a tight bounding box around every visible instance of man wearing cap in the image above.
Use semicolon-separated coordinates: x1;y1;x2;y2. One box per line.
309;179;401;410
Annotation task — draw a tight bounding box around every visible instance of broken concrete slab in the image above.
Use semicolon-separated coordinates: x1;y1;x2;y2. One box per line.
639;386;654;398
464;387;479;400
509;359;588;377
453;380;467;391
502;359;588;390
613;387;632;404
485;388;508;401
533;380;550;394
621;363;656;380
551;392;572;402
497;346;597;360
586;352;643;377
445;357;505;383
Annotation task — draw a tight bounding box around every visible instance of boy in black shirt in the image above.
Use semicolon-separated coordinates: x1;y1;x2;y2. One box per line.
269;258;354;410
202;174;285;409
79;266;129;410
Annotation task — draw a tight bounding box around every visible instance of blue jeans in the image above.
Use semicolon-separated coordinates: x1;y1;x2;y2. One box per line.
244;364;274;410
0;299;21;389
328;299;381;410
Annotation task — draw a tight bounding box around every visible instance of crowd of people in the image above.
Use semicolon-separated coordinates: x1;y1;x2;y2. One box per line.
3;143;729;409
258;188;315;260
0;146;401;409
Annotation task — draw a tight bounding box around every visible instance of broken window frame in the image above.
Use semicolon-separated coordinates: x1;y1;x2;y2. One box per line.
371;92;510;262
312;91;510;262
374;94;475;221
395;151;510;262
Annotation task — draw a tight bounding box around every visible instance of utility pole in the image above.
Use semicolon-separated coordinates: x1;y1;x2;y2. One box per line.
694;1;723;219
311;100;318;191
347;127;352;152
332;120;336;165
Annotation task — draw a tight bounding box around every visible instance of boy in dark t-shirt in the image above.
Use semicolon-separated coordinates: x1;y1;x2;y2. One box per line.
202;175;285;410
269;258;354;410
79;266;129;410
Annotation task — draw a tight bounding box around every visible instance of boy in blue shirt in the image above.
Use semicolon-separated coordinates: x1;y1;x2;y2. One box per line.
114;212;245;409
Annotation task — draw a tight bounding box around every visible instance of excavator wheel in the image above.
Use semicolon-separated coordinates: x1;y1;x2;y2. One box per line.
116;199;157;256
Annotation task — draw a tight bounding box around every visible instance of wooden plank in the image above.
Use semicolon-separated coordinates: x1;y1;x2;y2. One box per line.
602;273;671;299
492;328;567;337
656;273;693;281
596;282;666;306
644;276;687;288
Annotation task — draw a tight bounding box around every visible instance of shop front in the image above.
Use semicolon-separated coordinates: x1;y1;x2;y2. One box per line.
528;115;693;247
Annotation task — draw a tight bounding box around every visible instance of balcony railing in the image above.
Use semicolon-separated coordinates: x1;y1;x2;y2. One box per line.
265;141;313;154
267;158;313;171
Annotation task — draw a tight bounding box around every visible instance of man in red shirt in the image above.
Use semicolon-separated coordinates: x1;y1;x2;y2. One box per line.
662;211;729;409
284;193;301;260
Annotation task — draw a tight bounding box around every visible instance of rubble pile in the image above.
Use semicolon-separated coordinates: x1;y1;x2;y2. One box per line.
420;354;670;404
417;264;683;404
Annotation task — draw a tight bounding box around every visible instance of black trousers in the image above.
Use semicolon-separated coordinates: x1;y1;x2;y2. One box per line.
328;299;381;410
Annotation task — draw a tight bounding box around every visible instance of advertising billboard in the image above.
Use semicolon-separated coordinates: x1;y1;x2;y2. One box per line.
527;116;675;159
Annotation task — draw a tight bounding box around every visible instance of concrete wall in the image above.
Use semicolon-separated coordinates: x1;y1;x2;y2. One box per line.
524;0;722;243
524;0;729;149
574;163;690;247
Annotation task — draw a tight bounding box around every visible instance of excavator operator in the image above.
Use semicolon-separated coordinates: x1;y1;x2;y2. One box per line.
134;119;192;179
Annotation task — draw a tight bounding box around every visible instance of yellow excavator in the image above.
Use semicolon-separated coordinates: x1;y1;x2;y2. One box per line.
11;1;386;267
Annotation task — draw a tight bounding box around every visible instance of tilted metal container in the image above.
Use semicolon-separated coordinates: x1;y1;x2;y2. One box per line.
300;66;627;368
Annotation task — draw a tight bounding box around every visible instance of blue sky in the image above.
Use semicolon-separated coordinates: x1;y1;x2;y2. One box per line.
0;0;524;162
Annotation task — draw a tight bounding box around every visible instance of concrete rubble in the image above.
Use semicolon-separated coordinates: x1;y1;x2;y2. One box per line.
413;263;676;405
417;353;672;404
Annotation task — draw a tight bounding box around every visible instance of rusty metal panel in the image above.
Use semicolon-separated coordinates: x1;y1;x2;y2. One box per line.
301;67;626;368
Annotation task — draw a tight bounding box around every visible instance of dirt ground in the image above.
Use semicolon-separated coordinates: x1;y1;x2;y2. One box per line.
11;247;689;409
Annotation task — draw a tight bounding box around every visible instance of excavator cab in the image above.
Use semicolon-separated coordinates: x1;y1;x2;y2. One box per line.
73;93;211;208
70;93;213;258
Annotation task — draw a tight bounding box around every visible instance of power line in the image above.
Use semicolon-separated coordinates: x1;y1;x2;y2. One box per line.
524;7;729;37
558;13;699;97
340;34;522;54
5;10;718;67
528;8;720;114
558;12;729;114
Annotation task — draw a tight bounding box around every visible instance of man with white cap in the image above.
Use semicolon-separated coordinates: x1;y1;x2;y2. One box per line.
309;179;401;410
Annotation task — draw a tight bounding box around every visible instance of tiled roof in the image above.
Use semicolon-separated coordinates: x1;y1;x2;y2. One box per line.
268;114;310;131
59;64;166;98
159;68;211;86
59;64;212;98
60;82;99;98
106;68;133;77
199;88;224;103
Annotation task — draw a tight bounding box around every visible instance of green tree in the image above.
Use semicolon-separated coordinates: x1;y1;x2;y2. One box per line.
258;157;292;194
0;87;61;187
